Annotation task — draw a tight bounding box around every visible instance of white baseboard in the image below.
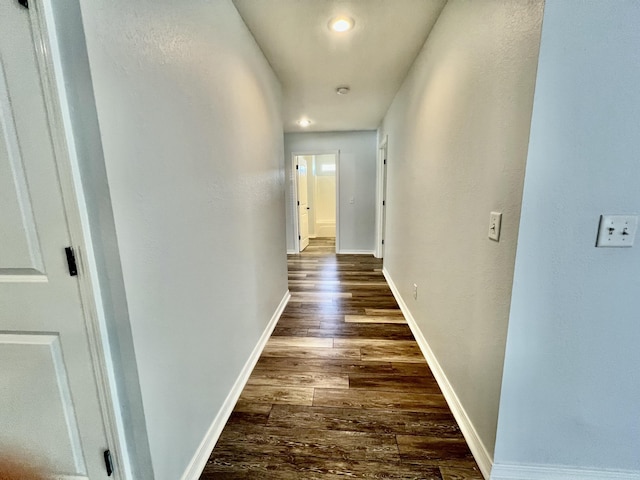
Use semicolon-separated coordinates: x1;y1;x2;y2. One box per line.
179;290;291;480
382;267;493;479
286;249;297;254
337;249;375;255
491;464;640;480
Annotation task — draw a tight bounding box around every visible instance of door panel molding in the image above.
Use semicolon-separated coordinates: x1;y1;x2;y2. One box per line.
0;61;45;276
0;333;86;474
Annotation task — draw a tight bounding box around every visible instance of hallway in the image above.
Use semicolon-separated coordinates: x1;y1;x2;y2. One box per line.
201;239;482;479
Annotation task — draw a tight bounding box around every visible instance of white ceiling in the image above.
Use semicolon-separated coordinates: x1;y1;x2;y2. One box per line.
232;0;447;133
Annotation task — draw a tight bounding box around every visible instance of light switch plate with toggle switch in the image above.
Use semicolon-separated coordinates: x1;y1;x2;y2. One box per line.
488;212;502;241
596;215;638;247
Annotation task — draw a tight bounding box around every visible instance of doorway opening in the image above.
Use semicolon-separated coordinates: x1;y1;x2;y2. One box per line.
375;137;388;258
293;152;338;253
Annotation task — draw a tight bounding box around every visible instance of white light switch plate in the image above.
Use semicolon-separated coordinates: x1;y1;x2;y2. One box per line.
596;215;638;247
488;212;502;241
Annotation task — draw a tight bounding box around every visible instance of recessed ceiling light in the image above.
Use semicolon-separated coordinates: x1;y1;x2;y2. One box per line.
336;86;350;95
298;119;311;127
329;16;355;33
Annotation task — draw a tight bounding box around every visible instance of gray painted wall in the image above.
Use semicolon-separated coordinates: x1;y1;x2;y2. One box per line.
494;0;640;474
378;0;543;460
78;1;288;479
284;131;377;253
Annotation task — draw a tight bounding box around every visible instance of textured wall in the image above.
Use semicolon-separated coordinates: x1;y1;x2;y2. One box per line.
79;1;288;478
494;0;640;475
378;0;543;460
284;131;377;253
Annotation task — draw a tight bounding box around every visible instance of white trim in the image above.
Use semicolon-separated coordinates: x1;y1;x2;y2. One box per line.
27;3;129;479
374;135;388;259
337;249;375;255
382;267;493;480
0;275;48;283
286;249;297;255
179;291;291;480
491;464;640;480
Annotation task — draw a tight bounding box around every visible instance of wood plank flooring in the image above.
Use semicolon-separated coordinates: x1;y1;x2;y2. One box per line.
200;238;482;480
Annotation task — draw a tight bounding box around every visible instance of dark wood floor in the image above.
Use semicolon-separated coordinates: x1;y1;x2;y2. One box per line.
200;238;482;479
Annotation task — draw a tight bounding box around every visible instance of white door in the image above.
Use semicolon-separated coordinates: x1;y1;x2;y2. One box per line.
297;158;310;251
0;3;111;478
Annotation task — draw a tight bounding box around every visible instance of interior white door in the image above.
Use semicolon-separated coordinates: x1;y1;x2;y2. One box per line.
0;3;111;478
297;158;310;251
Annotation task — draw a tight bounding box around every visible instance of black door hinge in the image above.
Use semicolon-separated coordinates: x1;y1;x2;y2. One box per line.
298;235;301;240
18;0;29;9
296;165;299;170
383;159;387;165
65;247;78;277
382;239;385;245
297;200;300;206
382;200;386;206
104;450;113;476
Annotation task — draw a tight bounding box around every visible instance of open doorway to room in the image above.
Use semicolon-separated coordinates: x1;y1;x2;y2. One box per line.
375;136;388;258
293;153;338;253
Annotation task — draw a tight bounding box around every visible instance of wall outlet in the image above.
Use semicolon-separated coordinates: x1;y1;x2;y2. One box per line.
412;283;418;300
596;215;638;247
488;212;502;241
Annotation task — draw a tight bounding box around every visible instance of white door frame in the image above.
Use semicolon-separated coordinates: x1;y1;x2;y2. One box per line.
291;150;340;253
375;136;388;259
25;3;129;478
